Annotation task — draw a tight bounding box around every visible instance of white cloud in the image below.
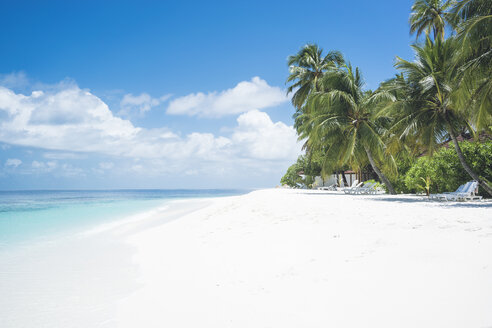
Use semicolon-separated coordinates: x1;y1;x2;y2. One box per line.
0;72;29;89
0;80;301;180
120;93;171;114
32;160;57;171
167;77;288;117
5;158;22;168
30;160;83;176
0;85;141;155
232;110;301;160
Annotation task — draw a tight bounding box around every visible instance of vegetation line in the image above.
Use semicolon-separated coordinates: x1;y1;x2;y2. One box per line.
282;0;492;197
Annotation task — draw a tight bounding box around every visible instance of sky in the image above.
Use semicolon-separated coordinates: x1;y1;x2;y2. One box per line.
0;0;416;190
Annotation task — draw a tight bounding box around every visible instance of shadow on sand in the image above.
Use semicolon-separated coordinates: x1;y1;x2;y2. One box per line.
298;191;492;209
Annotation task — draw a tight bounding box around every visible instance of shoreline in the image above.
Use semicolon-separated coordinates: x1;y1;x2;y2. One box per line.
1;189;491;327
0;195;226;328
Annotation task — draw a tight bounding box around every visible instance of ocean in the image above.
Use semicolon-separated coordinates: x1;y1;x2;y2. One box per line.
0;189;248;247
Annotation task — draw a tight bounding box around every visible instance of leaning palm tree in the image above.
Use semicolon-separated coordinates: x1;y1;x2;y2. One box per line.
286;44;344;110
391;36;492;195
410;0;456;41
299;64;397;194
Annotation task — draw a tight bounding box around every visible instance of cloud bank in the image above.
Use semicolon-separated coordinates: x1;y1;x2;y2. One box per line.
0;79;301;181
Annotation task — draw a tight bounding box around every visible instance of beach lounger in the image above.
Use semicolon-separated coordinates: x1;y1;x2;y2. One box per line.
345;182;375;195
446;181;482;201
340;180;359;191
355;182;377;195
343;181;362;194
430;181;482;201
429;182;470;201
317;183;337;191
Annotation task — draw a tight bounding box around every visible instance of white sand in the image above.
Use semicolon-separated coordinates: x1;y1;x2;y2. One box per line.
117;189;492;328
1;189;491;327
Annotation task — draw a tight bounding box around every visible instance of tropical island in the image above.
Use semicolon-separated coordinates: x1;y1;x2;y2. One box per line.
281;0;492;199
0;1;491;327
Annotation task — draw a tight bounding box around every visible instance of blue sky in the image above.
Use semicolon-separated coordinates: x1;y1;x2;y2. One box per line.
0;0;415;189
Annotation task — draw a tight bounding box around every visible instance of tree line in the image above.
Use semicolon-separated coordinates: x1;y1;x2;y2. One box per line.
283;0;492;196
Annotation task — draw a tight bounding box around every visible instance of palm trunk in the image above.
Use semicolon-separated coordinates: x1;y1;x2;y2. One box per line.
447;124;492;196
341;171;348;186
364;146;397;195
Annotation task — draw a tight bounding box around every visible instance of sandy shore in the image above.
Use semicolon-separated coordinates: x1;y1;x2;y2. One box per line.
1;189;491;327
117;189;492;328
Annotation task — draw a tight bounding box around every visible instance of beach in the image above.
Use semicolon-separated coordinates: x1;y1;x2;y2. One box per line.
3;1;492;327
2;189;492;327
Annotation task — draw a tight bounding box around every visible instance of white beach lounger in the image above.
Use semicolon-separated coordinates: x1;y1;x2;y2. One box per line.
446;181;482;201
429;182;470;201
345;182;375;195
343;181;362;194
340;179;358;191
354;182;377;195
317;183;337;191
430;181;482;201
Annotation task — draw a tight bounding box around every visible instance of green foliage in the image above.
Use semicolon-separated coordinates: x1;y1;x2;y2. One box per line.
453;0;492;131
409;0;455;41
296;63;397;193
280;163;303;188
281;2;492;195
417;176;432;196
286;44;344;110
404;141;492;197
280;154;323;188
301;153;323;177
391;36;468;156
390;152;417;193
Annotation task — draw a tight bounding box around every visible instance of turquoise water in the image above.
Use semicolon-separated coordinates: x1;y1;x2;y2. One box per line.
0;189;247;246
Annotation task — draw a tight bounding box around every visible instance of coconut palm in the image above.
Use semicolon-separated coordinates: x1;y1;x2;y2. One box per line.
286;44;344;110
452;0;492;23
379;74;427;156
299;64;397;194
410;0;456;41
391;36;492;195
452;0;492;131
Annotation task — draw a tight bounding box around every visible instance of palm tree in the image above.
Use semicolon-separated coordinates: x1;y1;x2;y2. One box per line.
452;0;492;24
452;0;492;131
286;44;344;110
391;36;492;195
299;64;397;194
410;0;456;41
379;74;427;157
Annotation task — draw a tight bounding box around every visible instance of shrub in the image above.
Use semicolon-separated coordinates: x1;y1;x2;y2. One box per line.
280;154;323;189
391;152;417;193
404;141;492;197
280;163;303;188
